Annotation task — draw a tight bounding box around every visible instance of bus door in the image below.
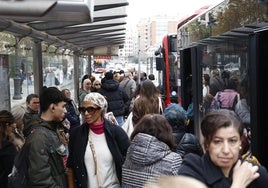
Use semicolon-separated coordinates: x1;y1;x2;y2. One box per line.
249;29;268;169
180;45;203;136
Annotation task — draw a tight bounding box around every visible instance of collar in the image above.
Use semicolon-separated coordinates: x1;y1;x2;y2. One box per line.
202;153;233;185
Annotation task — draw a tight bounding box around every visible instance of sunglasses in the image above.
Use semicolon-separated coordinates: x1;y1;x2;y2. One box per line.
94;83;101;86
79;106;101;114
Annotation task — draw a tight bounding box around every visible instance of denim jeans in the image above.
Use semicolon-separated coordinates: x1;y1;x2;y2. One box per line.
115;116;125;126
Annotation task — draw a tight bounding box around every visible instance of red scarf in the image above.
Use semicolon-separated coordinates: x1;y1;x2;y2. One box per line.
89;118;104;134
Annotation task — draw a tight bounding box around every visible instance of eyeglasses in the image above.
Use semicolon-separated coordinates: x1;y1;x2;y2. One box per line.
79;106;101;114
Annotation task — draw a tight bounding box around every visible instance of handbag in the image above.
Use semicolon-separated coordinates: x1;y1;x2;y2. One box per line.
122;112;134;138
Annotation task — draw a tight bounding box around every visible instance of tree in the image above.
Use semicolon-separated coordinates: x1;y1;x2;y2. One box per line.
212;0;266;36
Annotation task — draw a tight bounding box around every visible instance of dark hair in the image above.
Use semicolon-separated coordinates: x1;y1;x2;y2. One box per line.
26;93;39;104
0;110;15;148
132;80;162;124
148;74;155;80
0;110;15;126
203;74;210;86
131;114;176;149
105;71;114;80
226;76;239;90
61;89;70;97
140;79;160;98
201;109;243;149
39;87;67;113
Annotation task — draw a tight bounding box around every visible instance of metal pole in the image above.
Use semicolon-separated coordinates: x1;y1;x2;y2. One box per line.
13;37;22;100
73;52;79;104
138;34;141;84
33;40;43;95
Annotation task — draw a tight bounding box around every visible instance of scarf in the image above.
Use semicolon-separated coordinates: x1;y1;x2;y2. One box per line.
89;118;104;134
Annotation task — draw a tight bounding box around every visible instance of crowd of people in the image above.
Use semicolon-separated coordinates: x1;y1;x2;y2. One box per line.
0;69;268;188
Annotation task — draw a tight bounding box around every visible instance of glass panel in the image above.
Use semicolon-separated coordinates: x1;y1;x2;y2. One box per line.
200;42;250;126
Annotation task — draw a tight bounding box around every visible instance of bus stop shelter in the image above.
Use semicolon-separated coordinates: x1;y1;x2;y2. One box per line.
0;0;129;110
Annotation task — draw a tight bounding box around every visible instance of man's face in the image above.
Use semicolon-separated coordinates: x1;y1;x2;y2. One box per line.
28;97;40;112
53;101;67;122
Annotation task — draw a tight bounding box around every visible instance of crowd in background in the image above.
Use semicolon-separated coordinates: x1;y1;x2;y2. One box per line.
1;67;268;188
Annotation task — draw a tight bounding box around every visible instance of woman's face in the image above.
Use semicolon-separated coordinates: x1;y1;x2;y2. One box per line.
93;81;101;89
64;90;71;99
6;123;15;135
84;81;92;91
81;100;102;125
208;126;241;176
15;118;24;131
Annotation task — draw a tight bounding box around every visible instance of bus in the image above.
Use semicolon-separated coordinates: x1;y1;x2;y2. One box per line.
155;34;178;107
155;4;214;107
176;0;268;168
156;0;268;168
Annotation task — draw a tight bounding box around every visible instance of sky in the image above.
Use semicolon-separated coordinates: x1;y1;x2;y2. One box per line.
126;0;224;27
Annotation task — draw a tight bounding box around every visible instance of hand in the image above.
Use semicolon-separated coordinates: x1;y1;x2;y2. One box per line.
231;159;260;188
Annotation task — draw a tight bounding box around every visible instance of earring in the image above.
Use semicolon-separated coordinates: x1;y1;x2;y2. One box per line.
239;146;242;150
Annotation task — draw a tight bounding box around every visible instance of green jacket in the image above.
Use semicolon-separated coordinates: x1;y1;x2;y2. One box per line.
24;116;67;188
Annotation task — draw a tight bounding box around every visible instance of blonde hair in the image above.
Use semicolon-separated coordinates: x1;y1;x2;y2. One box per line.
144;176;207;188
11;105;26;120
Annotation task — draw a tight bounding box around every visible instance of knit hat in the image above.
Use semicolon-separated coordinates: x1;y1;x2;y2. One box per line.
163;103;187;130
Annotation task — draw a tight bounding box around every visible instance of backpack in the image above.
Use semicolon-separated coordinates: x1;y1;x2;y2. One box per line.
210;91;240;111
8;126;54;188
210;92;222;111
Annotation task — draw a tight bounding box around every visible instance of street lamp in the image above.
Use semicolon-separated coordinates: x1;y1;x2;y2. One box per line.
11;37;23;100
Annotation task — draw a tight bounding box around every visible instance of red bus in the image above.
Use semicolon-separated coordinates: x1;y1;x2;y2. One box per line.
155;5;213;107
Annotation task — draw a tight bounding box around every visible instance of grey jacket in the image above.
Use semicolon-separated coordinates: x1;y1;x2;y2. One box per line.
122;133;182;188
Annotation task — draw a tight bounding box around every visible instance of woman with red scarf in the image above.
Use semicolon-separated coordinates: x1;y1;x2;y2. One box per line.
67;92;130;188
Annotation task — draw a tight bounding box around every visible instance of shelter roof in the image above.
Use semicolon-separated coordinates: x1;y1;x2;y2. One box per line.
0;0;129;54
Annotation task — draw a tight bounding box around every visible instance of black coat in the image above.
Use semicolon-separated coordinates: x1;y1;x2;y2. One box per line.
172;132;204;157
67;119;130;188
65;99;80;131
0;141;17;188
98;79;129;116
178;153;268;188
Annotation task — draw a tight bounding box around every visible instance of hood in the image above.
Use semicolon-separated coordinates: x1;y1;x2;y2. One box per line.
127;133;171;165
101;79;119;91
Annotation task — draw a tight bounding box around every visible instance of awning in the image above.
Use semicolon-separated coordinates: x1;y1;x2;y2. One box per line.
0;0;129;55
